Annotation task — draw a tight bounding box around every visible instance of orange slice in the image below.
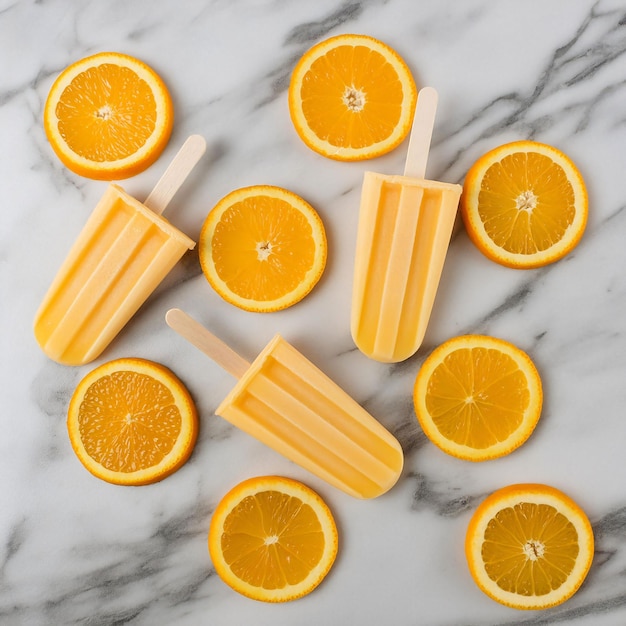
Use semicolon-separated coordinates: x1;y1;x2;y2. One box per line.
288;34;417;161
199;185;327;312
44;52;173;180
466;483;594;610
413;335;542;461
208;476;338;602
461;140;588;268
67;358;198;485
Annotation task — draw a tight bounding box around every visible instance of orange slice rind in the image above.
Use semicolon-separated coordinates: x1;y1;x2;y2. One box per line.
199;185;327;312
44;52;173;180
413;335;542;461
208;475;338;602
67;357;198;485
466;483;594;609
288;34;417;161
461;140;588;268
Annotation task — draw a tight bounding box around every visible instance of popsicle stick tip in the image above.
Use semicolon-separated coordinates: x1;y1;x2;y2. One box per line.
403;85;439;179
165;307;201;333
165;307;184;325
418;86;438;102
165;307;250;378
182;134;207;154
143;135;207;215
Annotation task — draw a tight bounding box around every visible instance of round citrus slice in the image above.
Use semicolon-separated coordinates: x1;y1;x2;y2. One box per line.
67;358;198;485
208;476;338;602
413;335;542;461
288;34;417;161
461;140;588;268
199;185;327;312
466;483;594;610
44;52;173;180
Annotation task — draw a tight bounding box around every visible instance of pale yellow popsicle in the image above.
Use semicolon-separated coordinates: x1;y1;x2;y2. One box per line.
166;308;404;499
351;173;461;362
34;136;205;366
351;87;461;363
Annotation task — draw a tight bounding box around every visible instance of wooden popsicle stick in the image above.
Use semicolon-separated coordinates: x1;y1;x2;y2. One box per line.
165;308;250;379
403;86;439;179
144;134;207;214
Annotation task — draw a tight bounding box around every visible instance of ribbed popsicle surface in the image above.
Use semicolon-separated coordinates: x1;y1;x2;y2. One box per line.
34;185;194;365
217;335;404;499
351;173;461;363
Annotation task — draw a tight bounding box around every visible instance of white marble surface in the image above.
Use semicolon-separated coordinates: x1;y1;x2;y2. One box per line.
2;0;626;623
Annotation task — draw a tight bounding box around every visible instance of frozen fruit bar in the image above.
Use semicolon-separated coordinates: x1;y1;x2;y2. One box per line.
166;308;404;499
34;135;205;365
351;88;461;363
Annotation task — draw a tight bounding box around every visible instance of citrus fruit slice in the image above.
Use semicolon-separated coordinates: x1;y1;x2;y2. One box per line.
67;358;198;485
208;476;338;602
288;34;417;161
44;52;173;180
460;140;588;268
413;335;542;461
199;185;327;312
466;483;594;610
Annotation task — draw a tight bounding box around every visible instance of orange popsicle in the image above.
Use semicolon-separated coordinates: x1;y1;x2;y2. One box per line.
34;135;206;366
166;308;404;499
351;88;462;363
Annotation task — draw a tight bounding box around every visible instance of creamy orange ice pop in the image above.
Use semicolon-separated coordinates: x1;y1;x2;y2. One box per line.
166;308;404;499
35;135;206;366
351;88;462;363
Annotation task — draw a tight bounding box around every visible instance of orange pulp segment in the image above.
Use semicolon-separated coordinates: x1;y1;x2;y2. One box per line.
208;476;338;602
466;483;594;609
67;357;197;485
199;185;327;312
461;140;588;268
288;34;417;161
44;51;173;180
413;335;542;461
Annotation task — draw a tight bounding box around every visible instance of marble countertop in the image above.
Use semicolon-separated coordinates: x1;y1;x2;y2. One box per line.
3;0;626;624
